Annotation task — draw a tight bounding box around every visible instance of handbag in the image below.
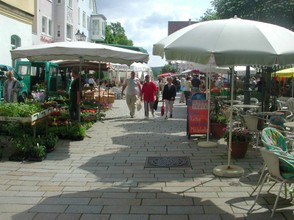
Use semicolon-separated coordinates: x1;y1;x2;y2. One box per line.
153;99;158;110
136;99;142;111
161;101;165;116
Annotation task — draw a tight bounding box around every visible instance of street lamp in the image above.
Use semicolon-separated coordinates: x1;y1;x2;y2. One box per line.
75;30;86;41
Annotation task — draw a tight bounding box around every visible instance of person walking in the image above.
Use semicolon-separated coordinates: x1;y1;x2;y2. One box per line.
162;76;177;119
183;76;192;105
69;71;81;122
141;75;158;119
121;71;142;118
191;74;201;94
3;70;21;103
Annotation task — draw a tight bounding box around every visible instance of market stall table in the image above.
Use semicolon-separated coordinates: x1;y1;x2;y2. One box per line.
0;107;53;138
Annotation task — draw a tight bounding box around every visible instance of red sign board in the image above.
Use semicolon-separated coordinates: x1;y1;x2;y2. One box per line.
187;100;208;135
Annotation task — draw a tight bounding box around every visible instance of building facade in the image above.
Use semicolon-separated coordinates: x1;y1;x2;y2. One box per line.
0;0;106;66
0;0;34;65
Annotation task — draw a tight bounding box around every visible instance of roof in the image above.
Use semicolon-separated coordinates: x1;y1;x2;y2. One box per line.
109;44;148;54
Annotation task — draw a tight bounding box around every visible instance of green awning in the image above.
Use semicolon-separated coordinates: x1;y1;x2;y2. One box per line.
109;44;148;54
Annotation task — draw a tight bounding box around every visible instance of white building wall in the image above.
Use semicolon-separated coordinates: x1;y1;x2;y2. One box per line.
33;0;54;45
0;15;32;66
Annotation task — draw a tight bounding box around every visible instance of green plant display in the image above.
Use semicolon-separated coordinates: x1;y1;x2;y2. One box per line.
0;103;42;117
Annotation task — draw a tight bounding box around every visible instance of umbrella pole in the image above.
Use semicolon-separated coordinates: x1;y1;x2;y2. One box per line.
198;68;217;148
78;57;82;123
291;76;294;97
212;67;244;177
98;62;101;114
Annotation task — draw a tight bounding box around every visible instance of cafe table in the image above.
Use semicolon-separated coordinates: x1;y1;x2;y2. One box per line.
283;121;294;131
233;104;260;112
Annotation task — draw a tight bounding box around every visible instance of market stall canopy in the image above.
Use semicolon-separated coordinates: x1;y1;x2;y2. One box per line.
272;67;294;78
11;41;149;65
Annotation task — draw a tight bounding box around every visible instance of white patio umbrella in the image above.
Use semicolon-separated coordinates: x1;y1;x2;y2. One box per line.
153;16;294;177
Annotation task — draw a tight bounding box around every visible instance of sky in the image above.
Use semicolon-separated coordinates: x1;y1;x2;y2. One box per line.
96;0;213;67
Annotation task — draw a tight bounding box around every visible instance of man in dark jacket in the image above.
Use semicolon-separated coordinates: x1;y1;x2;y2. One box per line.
191;74;201;93
162;76;177;119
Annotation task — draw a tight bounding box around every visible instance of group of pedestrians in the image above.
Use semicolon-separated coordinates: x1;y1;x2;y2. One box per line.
121;71;177;119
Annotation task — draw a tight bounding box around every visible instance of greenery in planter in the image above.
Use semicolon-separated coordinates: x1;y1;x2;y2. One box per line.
9;134;47;161
28;143;46;161
0;103;42;117
223;126;253;143
48;123;86;140
9;134;32;161
36;133;58;152
210;96;228;125
67;123;86;140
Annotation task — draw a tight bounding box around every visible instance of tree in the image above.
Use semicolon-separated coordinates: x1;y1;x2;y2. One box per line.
160;64;176;74
209;0;294;30
104;22;133;45
200;9;219;21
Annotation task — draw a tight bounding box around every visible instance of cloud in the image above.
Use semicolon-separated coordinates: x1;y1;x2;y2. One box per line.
96;0;212;67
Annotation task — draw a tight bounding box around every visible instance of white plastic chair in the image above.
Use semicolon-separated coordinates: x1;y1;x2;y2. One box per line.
249;148;294;217
241;114;261;148
285;98;294;121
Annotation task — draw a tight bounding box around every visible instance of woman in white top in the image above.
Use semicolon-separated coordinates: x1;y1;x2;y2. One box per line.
3;70;21;102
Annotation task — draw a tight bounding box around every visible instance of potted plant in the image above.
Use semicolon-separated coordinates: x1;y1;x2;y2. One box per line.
28;143;46;161
210;96;228;139
223;126;253;158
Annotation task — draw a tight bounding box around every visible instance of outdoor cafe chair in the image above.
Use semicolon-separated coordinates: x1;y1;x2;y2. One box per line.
249;148;294;217
250;127;294;196
240;114;262;148
285;98;294;121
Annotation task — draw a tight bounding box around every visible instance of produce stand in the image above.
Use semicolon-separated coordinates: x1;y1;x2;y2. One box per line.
0;107;53;138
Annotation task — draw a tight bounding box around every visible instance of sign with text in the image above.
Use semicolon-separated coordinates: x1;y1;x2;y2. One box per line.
187;100;208;135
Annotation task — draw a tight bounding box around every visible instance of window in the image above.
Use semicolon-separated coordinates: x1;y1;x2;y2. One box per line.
42;16;47;33
68;0;72;8
82;11;86;28
57;25;61;37
48;19;52;36
87;16;90;30
66;24;73;39
92;19;99;36
102;21;106;37
57;0;61;3
78;8;80;25
11;35;21;50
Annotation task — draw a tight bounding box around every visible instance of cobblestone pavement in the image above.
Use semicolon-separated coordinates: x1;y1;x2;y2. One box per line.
0;94;293;220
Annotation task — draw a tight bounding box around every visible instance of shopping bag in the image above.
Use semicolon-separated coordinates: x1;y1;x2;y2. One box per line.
153;99;158;110
136;99;142;111
161;101;165;116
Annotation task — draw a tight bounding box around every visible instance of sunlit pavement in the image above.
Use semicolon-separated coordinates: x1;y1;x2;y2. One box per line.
0;93;293;220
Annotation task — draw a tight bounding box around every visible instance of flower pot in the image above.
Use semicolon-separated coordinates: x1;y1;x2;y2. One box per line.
210;122;226;139
229;141;249;158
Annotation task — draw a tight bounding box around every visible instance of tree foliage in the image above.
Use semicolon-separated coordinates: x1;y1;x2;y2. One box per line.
161;64;176;74
104;22;133;45
201;0;294;30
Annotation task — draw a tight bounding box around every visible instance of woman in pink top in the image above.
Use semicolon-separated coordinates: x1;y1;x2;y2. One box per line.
141;75;158;119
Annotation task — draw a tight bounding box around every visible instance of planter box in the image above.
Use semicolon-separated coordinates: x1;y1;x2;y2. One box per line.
0;107;53;124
